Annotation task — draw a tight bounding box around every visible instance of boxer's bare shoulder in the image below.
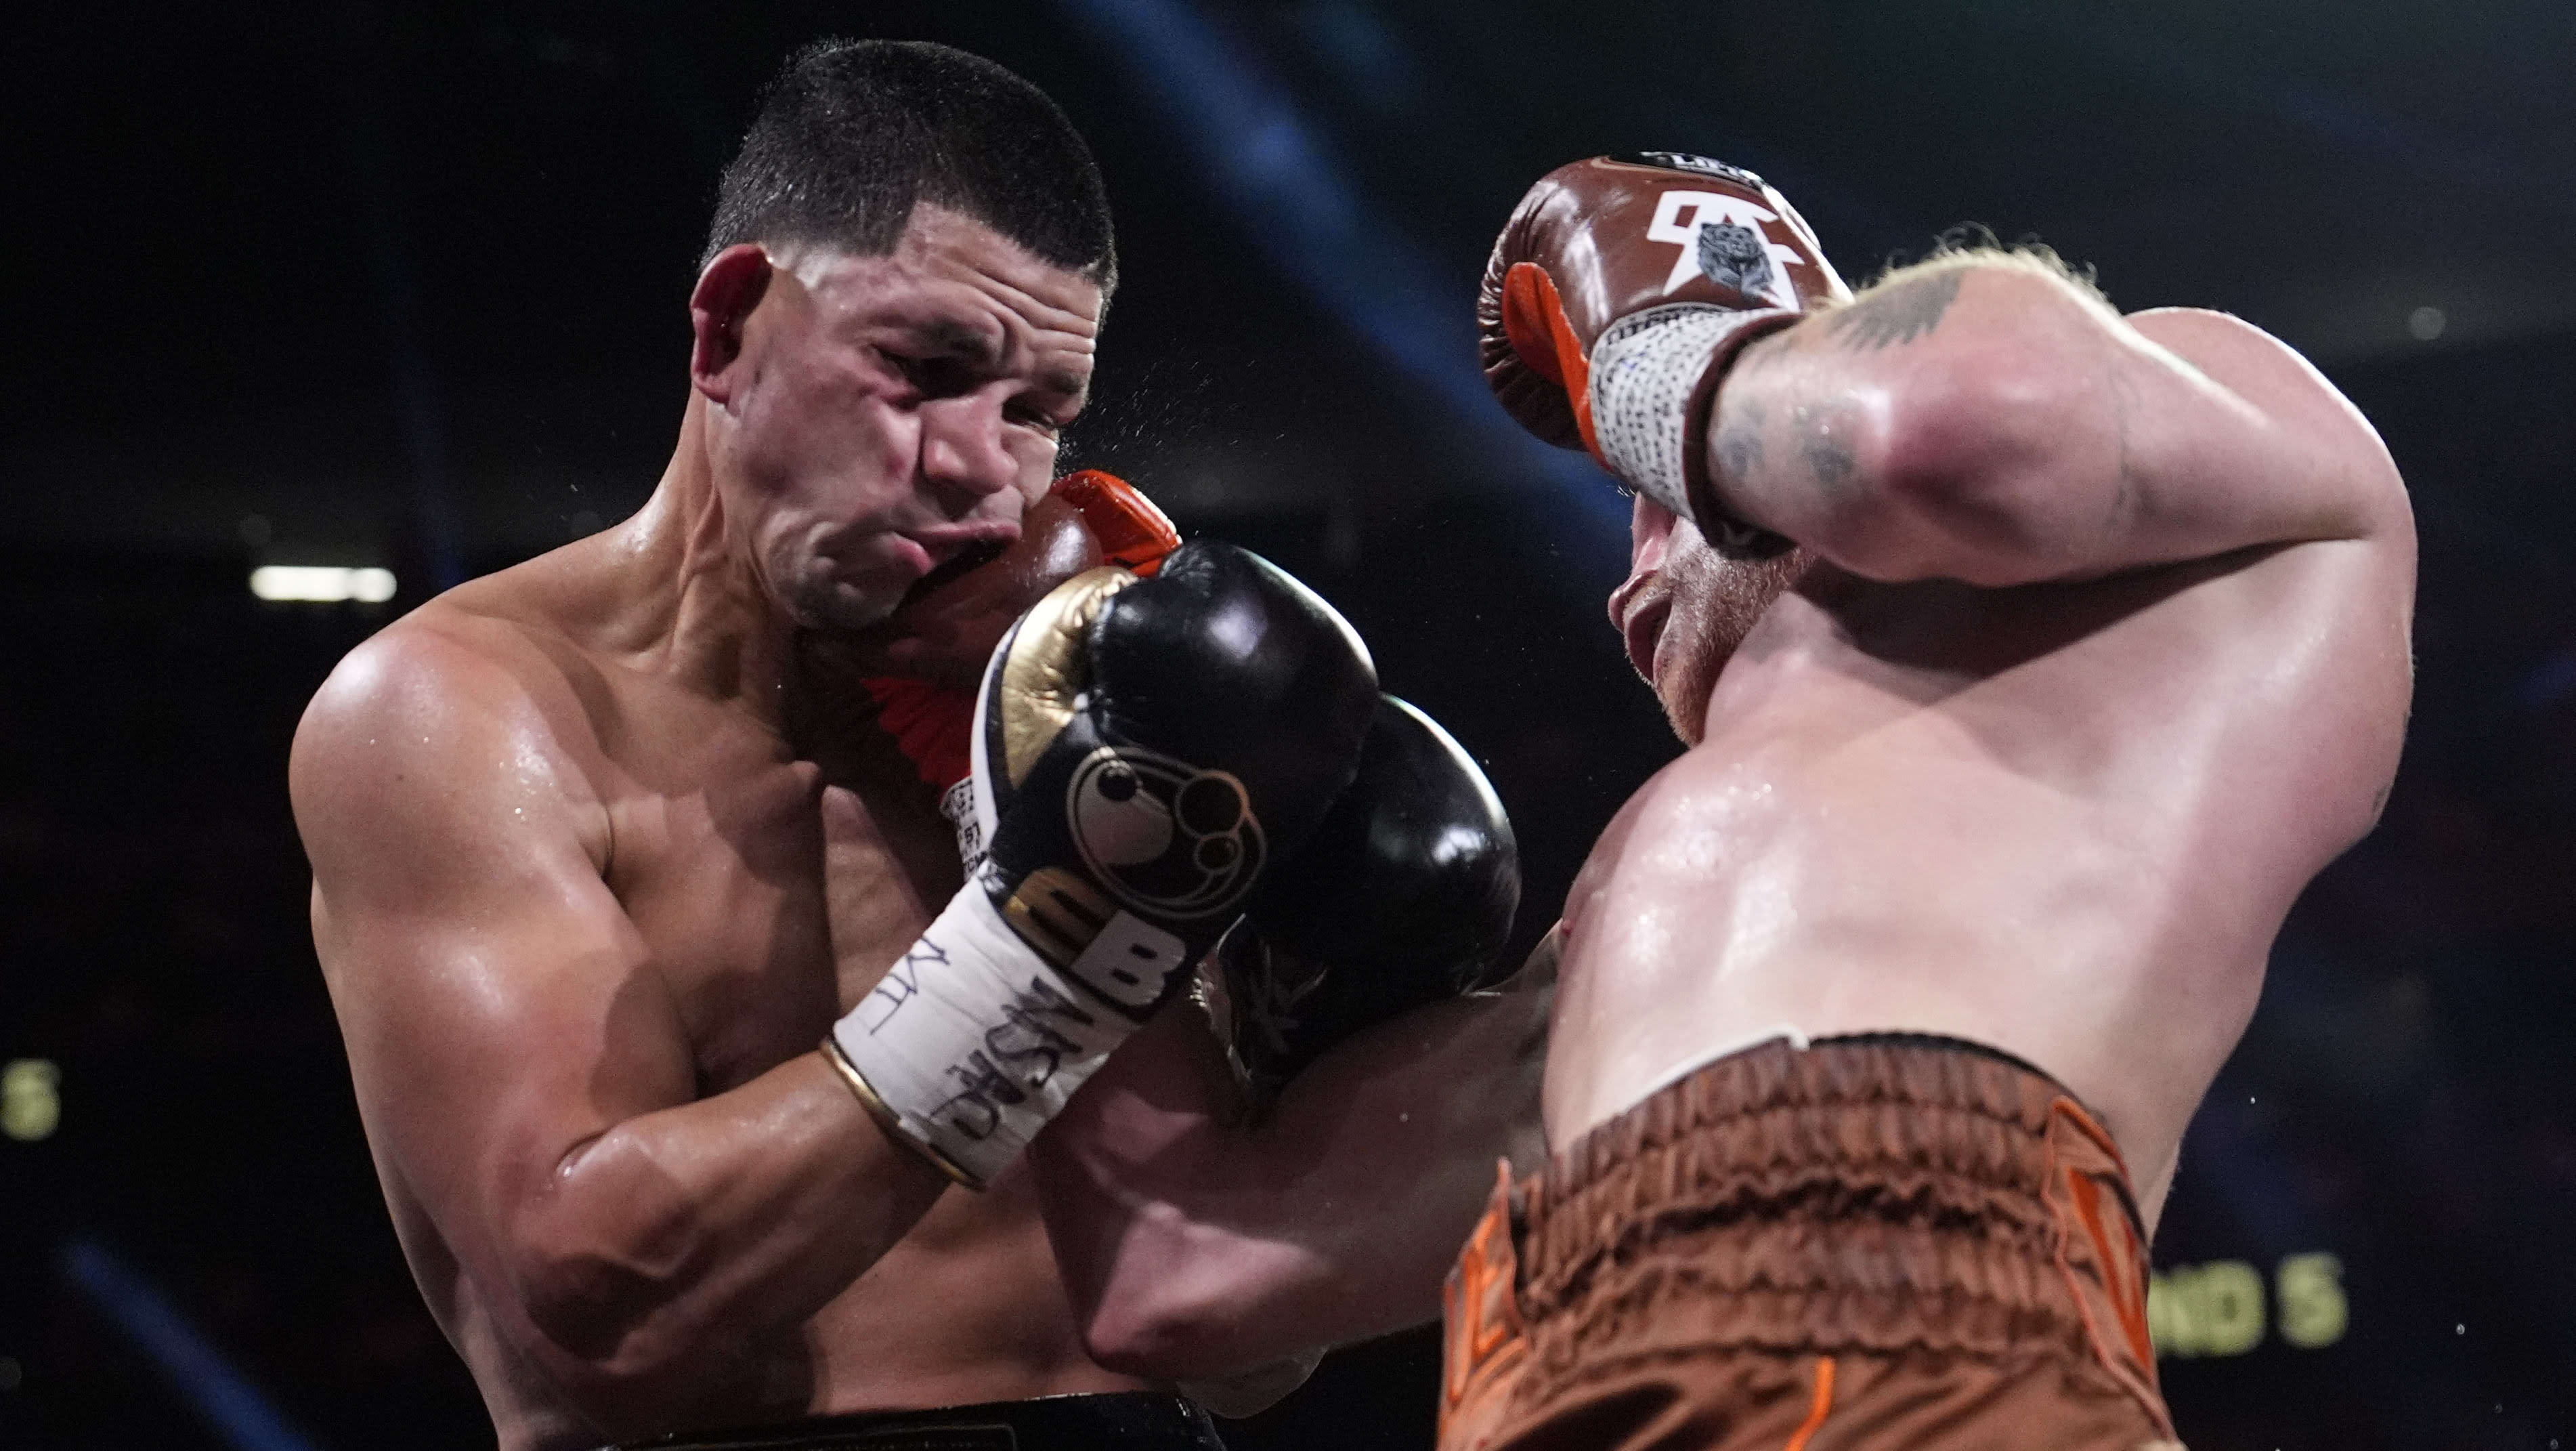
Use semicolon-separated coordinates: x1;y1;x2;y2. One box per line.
292;551;623;957
295;537;636;808
290;539;669;997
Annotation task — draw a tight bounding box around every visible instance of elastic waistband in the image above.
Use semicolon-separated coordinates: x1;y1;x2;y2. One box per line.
1809;1029;2068;1087
1516;1032;2143;1358
616;1392;1226;1451
1539;1031;2096;1211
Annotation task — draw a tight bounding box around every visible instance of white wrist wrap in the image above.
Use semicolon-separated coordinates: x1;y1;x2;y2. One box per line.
1587;303;1797;521
832;888;1146;1187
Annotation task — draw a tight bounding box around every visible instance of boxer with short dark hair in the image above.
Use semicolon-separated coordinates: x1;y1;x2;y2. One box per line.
1437;154;2415;1450
292;39;1543;1451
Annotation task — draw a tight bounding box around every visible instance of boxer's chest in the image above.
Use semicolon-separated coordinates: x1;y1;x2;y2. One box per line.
599;707;957;1093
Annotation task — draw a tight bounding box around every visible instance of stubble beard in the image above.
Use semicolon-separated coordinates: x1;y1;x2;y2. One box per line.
785;563;903;636
1653;543;1803;746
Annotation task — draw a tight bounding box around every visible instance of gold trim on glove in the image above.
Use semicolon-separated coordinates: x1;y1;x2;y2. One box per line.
997;566;1134;786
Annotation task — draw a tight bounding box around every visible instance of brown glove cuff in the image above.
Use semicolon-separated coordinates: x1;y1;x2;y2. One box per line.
1587;305;1801;556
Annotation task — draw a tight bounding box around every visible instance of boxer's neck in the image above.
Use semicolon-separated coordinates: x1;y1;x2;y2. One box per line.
611;392;800;730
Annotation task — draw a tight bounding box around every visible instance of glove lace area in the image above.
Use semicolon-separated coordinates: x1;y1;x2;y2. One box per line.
1587;303;1797;551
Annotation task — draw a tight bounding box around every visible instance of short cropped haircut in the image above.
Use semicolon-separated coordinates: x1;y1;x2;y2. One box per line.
702;40;1116;291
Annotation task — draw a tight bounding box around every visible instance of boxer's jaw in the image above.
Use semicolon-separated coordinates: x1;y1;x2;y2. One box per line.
1615;499;1801;745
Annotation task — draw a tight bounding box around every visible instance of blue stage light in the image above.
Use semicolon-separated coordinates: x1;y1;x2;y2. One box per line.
59;1238;328;1451
1052;0;1631;565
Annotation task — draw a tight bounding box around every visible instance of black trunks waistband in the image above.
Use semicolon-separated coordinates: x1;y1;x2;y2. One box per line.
615;1391;1227;1451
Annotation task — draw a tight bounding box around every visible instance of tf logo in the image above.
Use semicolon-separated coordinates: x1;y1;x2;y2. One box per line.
1646;190;1807;307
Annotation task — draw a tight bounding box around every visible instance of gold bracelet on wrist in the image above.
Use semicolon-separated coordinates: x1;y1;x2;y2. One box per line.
817;1035;985;1190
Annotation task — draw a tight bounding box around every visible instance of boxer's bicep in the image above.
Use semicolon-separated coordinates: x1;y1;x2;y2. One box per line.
295;630;687;1292
1700;266;2142;583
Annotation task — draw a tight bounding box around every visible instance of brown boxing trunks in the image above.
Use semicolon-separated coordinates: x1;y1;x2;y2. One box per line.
615;1391;1226;1450
1438;1033;2180;1451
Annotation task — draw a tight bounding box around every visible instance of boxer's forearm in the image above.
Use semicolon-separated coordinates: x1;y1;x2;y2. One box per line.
498;1053;947;1425
1702;262;2126;585
1703;262;2387;585
1031;980;1549;1378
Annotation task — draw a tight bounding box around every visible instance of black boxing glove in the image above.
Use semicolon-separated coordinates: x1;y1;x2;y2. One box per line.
827;541;1377;1186
1212;696;1520;1100
1480;152;1846;551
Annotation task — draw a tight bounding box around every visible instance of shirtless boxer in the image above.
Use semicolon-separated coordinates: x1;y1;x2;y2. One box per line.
291;41;1541;1451
1435;154;2414;1449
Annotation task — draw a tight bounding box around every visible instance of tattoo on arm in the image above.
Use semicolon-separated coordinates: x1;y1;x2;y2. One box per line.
1712;396;1765;484
1824;270;1963;352
1795;401;1860;498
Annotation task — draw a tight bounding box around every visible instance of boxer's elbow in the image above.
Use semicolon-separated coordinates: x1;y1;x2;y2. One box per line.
1075;1244;1220;1375
1080;1301;1205;1379
1074;1211;1268;1378
515;1242;694;1373
505;1183;724;1412
1083;1309;1266;1383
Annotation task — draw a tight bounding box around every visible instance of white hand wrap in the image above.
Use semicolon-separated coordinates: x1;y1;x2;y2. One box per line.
1587;303;1797;524
830;887;1149;1187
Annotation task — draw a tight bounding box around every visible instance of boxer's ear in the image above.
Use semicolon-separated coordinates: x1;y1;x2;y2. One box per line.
689;244;774;403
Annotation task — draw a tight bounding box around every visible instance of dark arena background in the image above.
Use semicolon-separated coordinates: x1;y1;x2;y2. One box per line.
5;2;2574;1448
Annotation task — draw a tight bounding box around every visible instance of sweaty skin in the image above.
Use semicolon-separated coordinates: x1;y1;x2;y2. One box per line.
293;204;1539;1450
1560;259;2414;1229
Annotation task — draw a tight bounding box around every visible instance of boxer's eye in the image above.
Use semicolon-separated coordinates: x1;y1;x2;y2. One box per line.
888;351;977;399
1006;400;1063;436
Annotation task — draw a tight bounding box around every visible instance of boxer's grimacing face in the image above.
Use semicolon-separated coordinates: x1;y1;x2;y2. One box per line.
690;203;1101;633
1609;495;1803;744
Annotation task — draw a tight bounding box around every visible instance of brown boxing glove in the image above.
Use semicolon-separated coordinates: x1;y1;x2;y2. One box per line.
1478;152;1847;547
805;470;1182;847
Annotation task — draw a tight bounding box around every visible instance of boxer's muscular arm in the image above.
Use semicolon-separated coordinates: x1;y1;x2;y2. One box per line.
293;626;945;1436
1029;944;1553;1381
1705;261;2407;585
